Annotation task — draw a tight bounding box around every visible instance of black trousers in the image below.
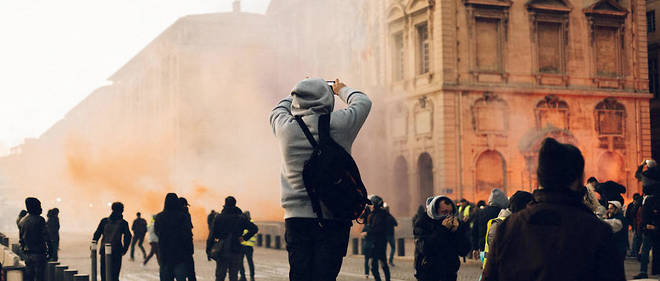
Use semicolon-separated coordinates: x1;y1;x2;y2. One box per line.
99;252;123;281
285;218;351;281
371;238;390;281
216;254;242;281
130;234;146;259
239;246;255;280
49;239;59;261
24;253;47;281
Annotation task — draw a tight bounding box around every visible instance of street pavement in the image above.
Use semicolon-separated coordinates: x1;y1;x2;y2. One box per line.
52;234;654;281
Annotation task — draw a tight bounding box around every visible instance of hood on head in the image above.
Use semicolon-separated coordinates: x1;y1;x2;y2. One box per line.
498;208;512;218
425;195;456;220
163;193;179;211
488;188;509;209
290;78;335;116
608;201;622;211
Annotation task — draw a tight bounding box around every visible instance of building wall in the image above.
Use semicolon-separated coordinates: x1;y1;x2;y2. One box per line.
384;0;653;215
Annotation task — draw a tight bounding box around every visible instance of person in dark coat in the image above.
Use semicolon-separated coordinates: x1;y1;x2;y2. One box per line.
384;204;398;266
17;209;27;229
155;193;193;281
483;138;625;281
627;193;643;257
206;196;258;281
179;197;197;281
208;210;217;230
363;195;390;281
634;165;660;279
360;206;373;278
605;201;628;261
92;202;132;281
19;197;52;281
414;195;470;281
471;188;508;261
46;208;60;261
130;212;147;261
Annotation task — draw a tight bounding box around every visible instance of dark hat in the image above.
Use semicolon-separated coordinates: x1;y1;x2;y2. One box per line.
537;138;585;191
225;196;237;207
369;195;384;208
25;197;42;215
509;191;535;213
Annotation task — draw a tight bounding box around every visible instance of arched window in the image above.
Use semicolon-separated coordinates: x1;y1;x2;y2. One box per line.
393;156;411;215
418;152;434;204
475;150;506;200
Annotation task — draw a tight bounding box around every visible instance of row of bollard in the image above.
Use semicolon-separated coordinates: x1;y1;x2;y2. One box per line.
252;233;407;257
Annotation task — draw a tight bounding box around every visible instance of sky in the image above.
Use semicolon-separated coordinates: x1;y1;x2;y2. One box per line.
0;0;271;156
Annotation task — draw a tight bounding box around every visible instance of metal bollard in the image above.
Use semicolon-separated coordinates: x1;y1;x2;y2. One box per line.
256;234;263;247
55;265;69;281
74;274;90;281
47;261;60;281
397;238;405;256
265;235;271;248
64;269;78;281
351;238;359;255
104;244;112;281
90;241;97;281
274;236;281;250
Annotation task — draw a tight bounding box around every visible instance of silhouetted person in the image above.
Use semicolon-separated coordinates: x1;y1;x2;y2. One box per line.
634;161;660;279
238;211;257;281
208;210;217;230
364;195;390;281
19;197;51;281
270;78;371;280
17;209;27;230
413;196;470;281
92;202;132;281
155;193;193;281
384;204;397;266
627;193;643;257
130;212;147;261
46;208;60;261
143;215;159;266
483;138;625;281
207;196;258;281
179;197;197;281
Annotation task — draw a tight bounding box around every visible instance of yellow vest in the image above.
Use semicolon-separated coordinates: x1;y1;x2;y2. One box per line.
241;220;257;247
483;215;506;267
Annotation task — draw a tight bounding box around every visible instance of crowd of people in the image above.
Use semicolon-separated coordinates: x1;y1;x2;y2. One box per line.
12;77;660;281
16;194;259;281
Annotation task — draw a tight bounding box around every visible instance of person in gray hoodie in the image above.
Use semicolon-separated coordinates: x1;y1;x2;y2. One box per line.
270;77;371;281
471;188;508;261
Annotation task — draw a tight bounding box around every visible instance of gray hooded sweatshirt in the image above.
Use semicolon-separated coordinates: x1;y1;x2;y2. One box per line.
426;195;456;220
488;188;509;209
270;78;372;219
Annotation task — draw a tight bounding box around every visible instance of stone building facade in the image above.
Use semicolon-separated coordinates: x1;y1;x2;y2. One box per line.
382;0;654;215
645;0;660;161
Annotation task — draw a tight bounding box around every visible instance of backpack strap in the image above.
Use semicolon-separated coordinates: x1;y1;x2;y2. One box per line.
318;114;331;144
294;116;318;148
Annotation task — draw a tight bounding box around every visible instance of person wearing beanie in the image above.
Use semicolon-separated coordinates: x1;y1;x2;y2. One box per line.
483;191;534;267
19;197;52;281
270;77;371;280
603;201;627;262
471;188;508;260
155;193;193;281
413;195;470;281
361;195;390;281
92;202;132;281
483;138;625;281
207;197;257;281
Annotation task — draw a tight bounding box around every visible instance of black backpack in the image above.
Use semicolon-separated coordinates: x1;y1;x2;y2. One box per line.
294;114;370;224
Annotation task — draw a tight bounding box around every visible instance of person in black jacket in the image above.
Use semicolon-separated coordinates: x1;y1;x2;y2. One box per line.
155;193;193;281
130;212;147;261
627;193;643;257
46;208;60;261
414;195;470;281
179;197;197;281
92;202;132;281
19;197;51;281
634;167;660;279
206;196;258;281
363;195;390;281
471;188;508;261
384;204;398;266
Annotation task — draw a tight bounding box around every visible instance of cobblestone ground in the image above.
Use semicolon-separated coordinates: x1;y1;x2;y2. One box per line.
51;234;655;281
